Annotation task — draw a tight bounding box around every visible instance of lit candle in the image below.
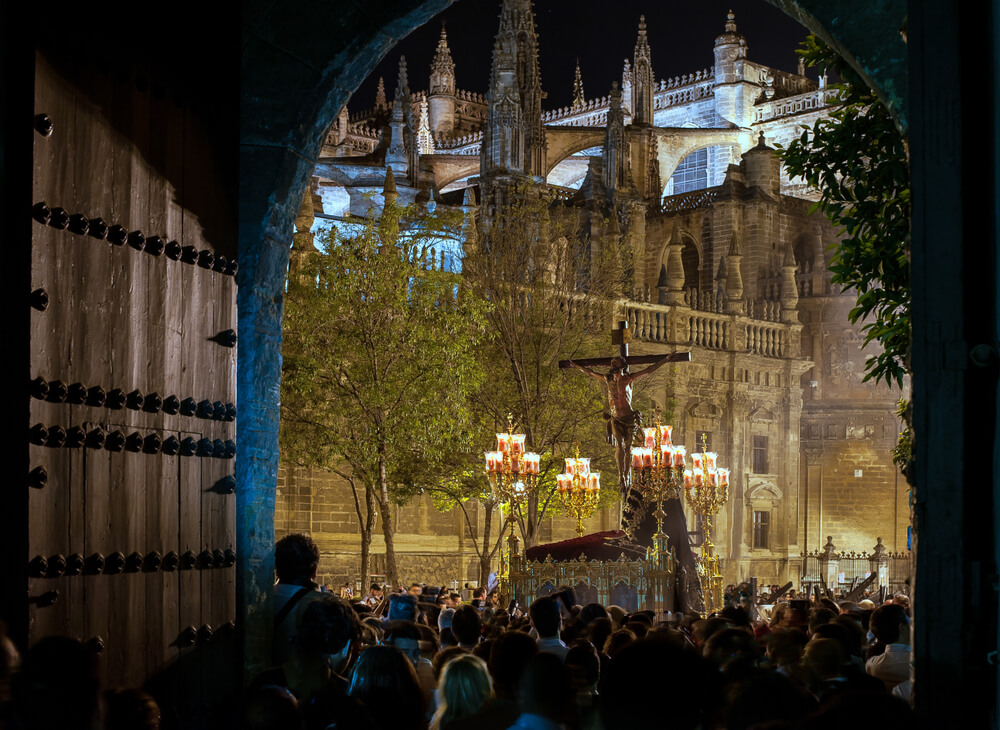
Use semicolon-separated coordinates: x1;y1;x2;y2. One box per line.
643;448;653;468
497;434;509;453
565;458;575;476
705;452;717;470
694;469;703;486
592;473;601;490
579;458;590;477
644;428;657;449
631;449;642;469
673;445;686;468
661;444;671;464
683;469;692;488
659;425;672;446
691;453;703;471
708;470;717;487
512;434;525;455
719;468;729;486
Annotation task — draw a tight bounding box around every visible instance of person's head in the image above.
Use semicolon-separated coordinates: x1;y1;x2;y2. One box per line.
103;689;161;730
609;356;627;376
578;603;610;628
517;653;573;721
488;629;538;699
296;595;361;674
587;617;613;655
274;533;320;584
869;603;909;644
408;583;423;598
472;586;487;600
808;607;838;634
601;640;716;730
388;593;419;623
432;646;468;683
602;628;636;658
348;646;425;730
241;686;302;730
14;636;100;730
702;628;760;676
803;637;847;680
433;654;493;729
565;641;600;690
386;621;423;669
451;605;482;647
528;596;561;639
369;583;382;596
766;628;808;668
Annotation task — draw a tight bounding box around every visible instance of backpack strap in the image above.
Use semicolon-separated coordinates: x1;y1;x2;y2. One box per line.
273;585;313;628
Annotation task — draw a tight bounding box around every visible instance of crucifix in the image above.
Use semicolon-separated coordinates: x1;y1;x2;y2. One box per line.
559;320;691;498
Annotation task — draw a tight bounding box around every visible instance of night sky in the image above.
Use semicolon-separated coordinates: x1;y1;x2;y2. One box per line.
351;0;813;113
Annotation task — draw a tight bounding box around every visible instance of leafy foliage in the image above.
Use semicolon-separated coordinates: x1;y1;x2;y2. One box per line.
777;34;910;388
280;199;487;585
458;183;629;546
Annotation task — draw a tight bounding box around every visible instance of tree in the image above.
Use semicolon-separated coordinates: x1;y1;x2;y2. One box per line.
280;198;486;589
458;182;628;549
778;35;910;390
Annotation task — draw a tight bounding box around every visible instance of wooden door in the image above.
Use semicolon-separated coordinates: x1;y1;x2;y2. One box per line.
28;48;238;724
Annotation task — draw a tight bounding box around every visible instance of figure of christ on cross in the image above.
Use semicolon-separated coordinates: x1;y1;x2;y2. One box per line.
559;321;692;498
559;322;705;615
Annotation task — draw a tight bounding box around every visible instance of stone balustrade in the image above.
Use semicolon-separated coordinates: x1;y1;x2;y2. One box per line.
619;298;799;359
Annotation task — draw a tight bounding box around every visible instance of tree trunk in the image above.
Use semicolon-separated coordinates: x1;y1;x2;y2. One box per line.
359;485;376;589
478;500;494;587
377;449;399;589
345;471;378;592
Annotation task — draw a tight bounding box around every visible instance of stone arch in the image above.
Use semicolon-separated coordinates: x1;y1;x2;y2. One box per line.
239;0;909;676
543;127;607;174
657;229;701;293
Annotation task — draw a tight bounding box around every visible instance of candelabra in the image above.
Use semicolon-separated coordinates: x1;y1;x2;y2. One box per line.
485;415;540;598
629;420;686;557
556;445;601;537
683;435;731;616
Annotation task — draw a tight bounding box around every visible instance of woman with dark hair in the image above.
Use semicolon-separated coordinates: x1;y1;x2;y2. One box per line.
349;645;427;730
250;596;372;730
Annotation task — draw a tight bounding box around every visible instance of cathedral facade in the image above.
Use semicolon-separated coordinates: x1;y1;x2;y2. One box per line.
278;1;907;591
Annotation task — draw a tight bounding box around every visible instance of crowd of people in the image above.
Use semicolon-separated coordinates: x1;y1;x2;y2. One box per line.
0;533;918;729
252;534;917;730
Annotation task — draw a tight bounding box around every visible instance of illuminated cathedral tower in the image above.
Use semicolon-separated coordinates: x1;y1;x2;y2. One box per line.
481;0;546;178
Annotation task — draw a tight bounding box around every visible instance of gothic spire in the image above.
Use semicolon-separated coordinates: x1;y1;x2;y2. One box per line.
375;77;387;111
417;99;435;154
632;15;655;125
482;0;546;178
572;59;585;111
621;58;633;117
383;166;397;202
429;23;456;96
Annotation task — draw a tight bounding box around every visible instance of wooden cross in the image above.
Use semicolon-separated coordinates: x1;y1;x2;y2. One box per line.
558;320;692;370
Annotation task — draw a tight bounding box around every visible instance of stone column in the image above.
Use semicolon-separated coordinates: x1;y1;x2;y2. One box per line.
664;234;686;305
781;244;799;323
869;536;890;590
817;536;839;592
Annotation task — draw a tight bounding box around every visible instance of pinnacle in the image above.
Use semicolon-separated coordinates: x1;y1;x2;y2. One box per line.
725;10;737;33
395;55;410;99
783;243;797;267
728;232;741;257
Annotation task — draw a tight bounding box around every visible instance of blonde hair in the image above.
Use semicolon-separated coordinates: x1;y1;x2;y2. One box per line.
430;653;493;730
